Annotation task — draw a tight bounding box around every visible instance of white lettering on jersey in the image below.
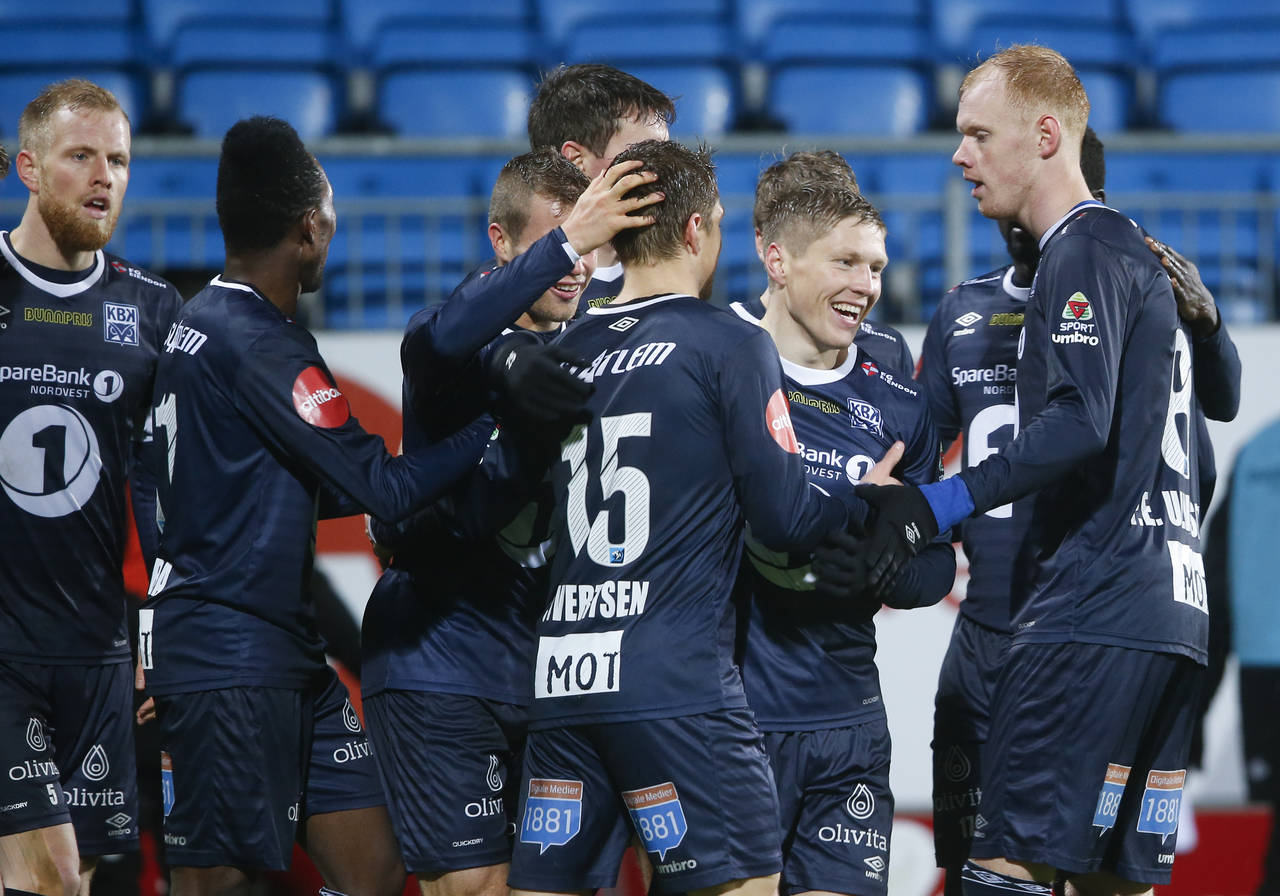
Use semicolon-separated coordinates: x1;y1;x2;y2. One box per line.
579;342;675;383
1167;541;1207;614
138;608;155;670
162;322;208;356
542;581;650;622
535;631;623;698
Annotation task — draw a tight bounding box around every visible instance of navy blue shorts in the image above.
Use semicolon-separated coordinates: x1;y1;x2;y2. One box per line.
156;686;309;869
764;720;893;896
363;690;526;874
304;667;384;818
0;659;138;854
509;708;782;894
970;642;1203;885
932;615;1009;869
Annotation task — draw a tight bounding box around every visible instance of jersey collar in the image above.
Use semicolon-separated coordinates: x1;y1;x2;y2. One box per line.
0;232;105;297
1001;266;1030;302
584;293;693;314
1037;199;1107;252
730;300;860;385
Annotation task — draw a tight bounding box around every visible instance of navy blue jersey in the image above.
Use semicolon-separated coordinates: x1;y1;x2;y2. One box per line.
730;295;915;374
512;295;857;727
919;266;1027;633
959;204;1207;662
732;318;948;730
142;277;487;695
576;261;624;315
363;230;579;704
0;235;181;664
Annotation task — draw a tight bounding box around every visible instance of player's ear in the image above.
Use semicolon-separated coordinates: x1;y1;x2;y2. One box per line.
300;207;320;245
683;212;702;254
15;148;38;192
560;141;589;173
1037;113;1061;160
489;222;512;262
764;241;787;287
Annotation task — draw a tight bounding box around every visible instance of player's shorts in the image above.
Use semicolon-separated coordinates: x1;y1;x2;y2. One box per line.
363;690;526;874
970;642;1203;885
509;708;783;894
156;686;310;869
932;615;1009;869
0;658;139;854
764;720;893;896
302;666;384;818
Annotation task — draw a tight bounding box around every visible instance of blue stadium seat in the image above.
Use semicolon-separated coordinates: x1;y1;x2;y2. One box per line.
1105;153;1270;193
563;21;735;66
1152;23;1280;73
621;65;737;139
536;0;725;48
966;21;1136;71
1159;71;1280;133
377;70;531;138
0;24;139;69
769;66;928;136
339;0;531;60
1076;71;1132;134
759;20;930;67
736;0;926;53
175;70;339;139
370;22;538;71
932;0;1120;56
0;71;146;138
1123;0;1280;51
141;0;331;56
170;23;337;69
0;0;131;24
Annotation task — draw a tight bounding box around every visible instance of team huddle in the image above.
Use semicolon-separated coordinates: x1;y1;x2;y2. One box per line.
0;44;1240;896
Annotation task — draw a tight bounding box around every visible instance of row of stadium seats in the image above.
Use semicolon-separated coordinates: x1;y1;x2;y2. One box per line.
1;0;1278;138
1;147;1265;329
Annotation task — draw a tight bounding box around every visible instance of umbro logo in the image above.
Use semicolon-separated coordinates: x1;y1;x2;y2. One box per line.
904;522;921;546
608;316;638;332
864;856;886;873
955;311;983;327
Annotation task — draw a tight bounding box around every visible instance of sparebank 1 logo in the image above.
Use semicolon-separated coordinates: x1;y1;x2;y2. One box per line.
0;404;102;518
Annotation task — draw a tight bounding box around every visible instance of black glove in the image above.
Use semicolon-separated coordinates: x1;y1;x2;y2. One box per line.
489;338;594;425
852;483;939;592
811;528;881;609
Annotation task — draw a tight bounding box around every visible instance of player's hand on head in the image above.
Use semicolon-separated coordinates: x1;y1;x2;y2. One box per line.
1145;236;1220;337
491;338;595;426
852;483;939;592
561;159;664;255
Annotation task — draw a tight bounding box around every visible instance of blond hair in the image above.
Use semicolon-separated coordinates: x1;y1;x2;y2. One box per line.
961;45;1089;139
19;79;127;157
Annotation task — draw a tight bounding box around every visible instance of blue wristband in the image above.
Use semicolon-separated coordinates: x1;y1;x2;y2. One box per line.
919;476;975;533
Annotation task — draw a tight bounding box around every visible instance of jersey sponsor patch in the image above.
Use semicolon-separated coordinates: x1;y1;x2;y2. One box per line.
860;360;879;377
765;388;799;453
846;782;875;820
161;752;175;817
848;399;883;437
623;781;689;860
1061;293;1093;321
1135;769;1184;839
535;630;623;698
1168;541;1207;614
292;366;350;428
520;778;583;853
103;302;139;345
1093;762;1130;830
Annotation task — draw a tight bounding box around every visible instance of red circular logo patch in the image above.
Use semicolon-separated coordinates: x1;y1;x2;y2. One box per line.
292;366;350;428
765;388;798;454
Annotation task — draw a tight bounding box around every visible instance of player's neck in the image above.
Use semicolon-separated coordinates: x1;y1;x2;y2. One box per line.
10;206;96;272
1024;171;1095;242
223;256;301;318
761;300;848;371
614;258;702;303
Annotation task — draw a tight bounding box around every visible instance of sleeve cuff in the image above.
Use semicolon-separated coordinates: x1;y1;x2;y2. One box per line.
919;476;975;533
556;227;582;264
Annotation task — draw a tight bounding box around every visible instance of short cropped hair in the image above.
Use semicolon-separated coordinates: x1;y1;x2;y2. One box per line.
217;116;327;253
1081;125;1105;195
0;145;9;180
608;141;717;268
19;79;127;158
489;148;590;243
760;182;884;256
528;64;675;156
960;44;1089;140
753;150;859;232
